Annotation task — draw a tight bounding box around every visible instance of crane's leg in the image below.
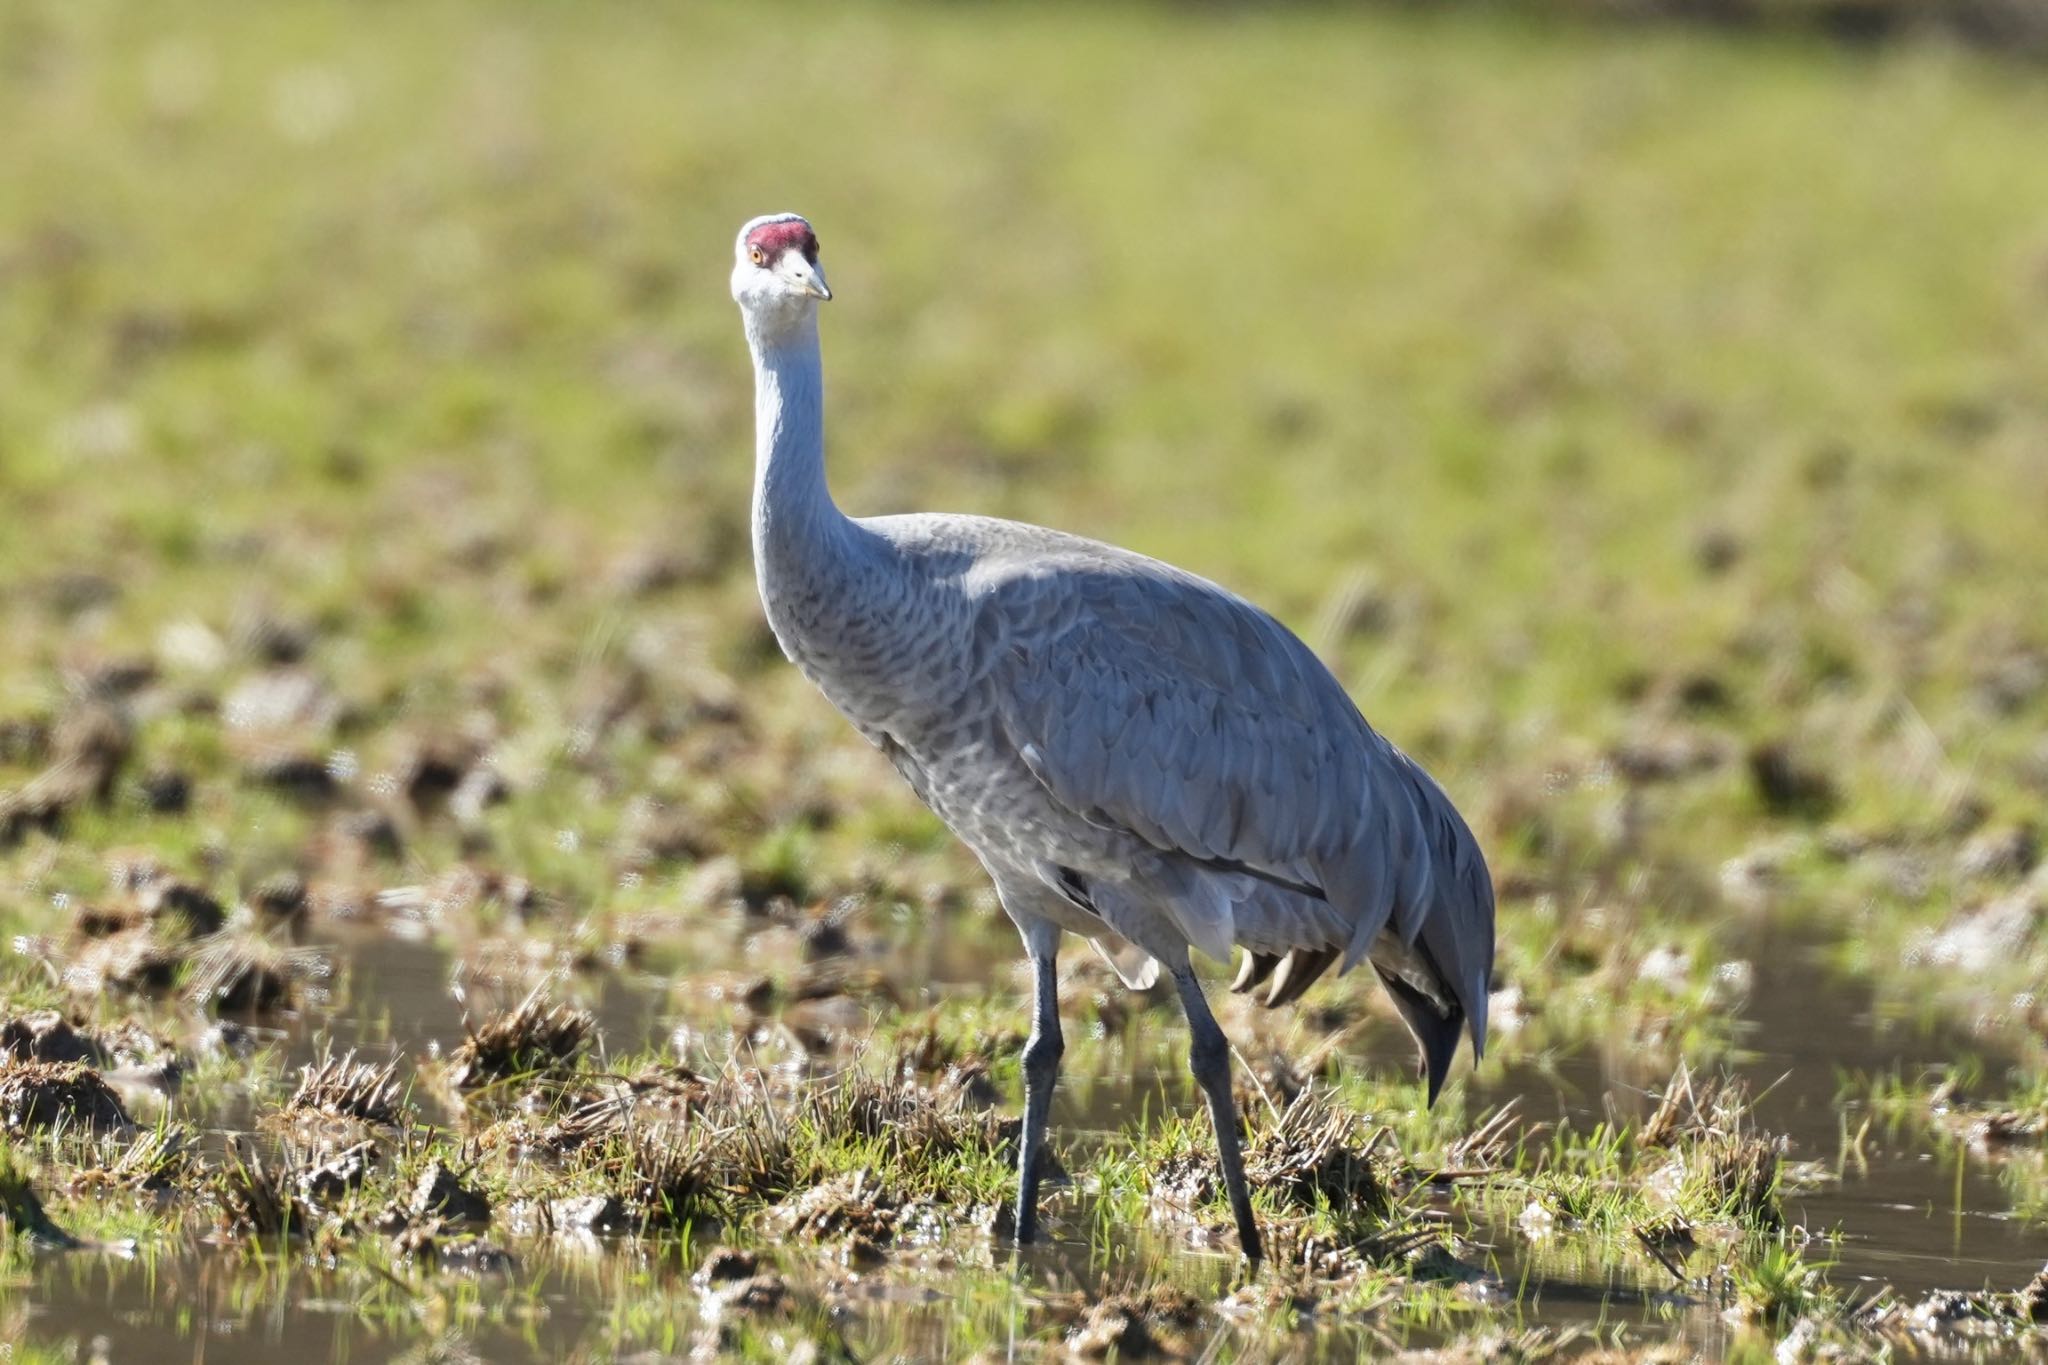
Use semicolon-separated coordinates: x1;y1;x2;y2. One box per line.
1014;923;1063;1244
1171;963;1263;1261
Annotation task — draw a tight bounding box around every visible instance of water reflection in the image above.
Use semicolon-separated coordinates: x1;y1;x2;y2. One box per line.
9;921;2044;1361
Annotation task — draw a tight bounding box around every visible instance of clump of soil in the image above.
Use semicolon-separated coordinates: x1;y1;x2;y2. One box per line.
772;1170;899;1246
521;1092;637;1157
1745;739;1837;819
1924;885;2041;974
184;932;324;1014
1152;1090;1393;1233
1965;1109;2046;1148
1244;1090;1393;1222
0;1060;133;1135
241;749;340;801
411;1159;492;1227
620;1061;715;1115
134;874;227;938
230;605;315;665
887;1021;1017;1113
249;872;310;923
501;1064;719;1158
692;1246;762;1291
297;1138;378;1203
60;928;186;995
445;992;596;1089
212;1149;315;1239
1;1011;104;1065
586;1122;727;1231
1065;1284;1208;1360
20;859;234;996
1640;1064;1783;1229
1903;1289;2030;1336
2020;1264;2048;1324
748;960;901;1011
0;701;131;847
136;767;191;813
394;734;483;813
94;1020;185;1081
69;899;146;939
1956;823;2037;881
1633;1213;1697;1257
806;1071;1010;1172
694;1246;790;1315
381;866;542;930
283;1050;403;1126
707;1272;791;1315
545;1192;632;1235
625;803;716;866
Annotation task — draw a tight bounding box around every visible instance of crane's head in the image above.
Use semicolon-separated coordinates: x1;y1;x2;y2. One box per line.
731;213;830;322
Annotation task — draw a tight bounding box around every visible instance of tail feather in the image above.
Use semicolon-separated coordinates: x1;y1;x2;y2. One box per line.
1263;946;1337;1007
1231;950;1280;994
1374;966;1464;1106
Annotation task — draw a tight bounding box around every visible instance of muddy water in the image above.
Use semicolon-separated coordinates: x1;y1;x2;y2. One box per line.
10;923;2045;1362
1482;929;2044;1306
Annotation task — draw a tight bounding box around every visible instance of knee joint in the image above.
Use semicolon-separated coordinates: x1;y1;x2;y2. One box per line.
1187;1028;1228;1079
1023;1030;1064;1079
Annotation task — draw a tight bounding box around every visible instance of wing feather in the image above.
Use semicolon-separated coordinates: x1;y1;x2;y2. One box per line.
973;542;1494;1057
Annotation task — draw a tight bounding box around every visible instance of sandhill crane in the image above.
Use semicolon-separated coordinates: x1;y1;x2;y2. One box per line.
731;213;1494;1260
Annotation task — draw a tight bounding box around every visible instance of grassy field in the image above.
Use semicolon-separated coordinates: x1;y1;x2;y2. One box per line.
2;1;2047;1360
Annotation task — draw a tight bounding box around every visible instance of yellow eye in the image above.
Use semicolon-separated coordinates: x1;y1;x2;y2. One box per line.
749;246;767;266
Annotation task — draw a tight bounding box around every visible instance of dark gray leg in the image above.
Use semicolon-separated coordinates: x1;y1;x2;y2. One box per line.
1172;964;1263;1261
1014;936;1063;1244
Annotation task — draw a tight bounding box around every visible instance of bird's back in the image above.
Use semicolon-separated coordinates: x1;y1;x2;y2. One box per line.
837;511;1492;1082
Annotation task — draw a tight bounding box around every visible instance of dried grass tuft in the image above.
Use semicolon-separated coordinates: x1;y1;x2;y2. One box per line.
213;1147;314;1239
284;1050;403;1126
72;1125;193;1195
446;991;596;1089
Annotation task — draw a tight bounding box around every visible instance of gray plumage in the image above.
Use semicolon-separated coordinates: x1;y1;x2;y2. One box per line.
731;213;1495;1259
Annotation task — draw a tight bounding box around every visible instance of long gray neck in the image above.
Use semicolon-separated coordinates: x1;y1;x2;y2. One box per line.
746;308;877;640
748;309;835;549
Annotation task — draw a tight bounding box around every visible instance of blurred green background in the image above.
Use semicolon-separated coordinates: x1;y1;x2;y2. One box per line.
5;0;2045;871
3;2;2048;1357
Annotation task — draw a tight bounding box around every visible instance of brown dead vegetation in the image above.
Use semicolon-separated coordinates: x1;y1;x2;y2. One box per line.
445;992;596;1089
1244;1091;1395;1221
1154;1089;1394;1230
212;1147;315;1239
809;1069;1013;1171
1640;1064;1783;1229
283;1050;404;1127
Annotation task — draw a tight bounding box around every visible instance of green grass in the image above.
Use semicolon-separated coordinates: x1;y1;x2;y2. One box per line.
3;0;2048;1359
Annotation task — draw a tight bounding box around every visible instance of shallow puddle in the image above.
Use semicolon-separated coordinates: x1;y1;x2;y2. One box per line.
7;918;2045;1361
